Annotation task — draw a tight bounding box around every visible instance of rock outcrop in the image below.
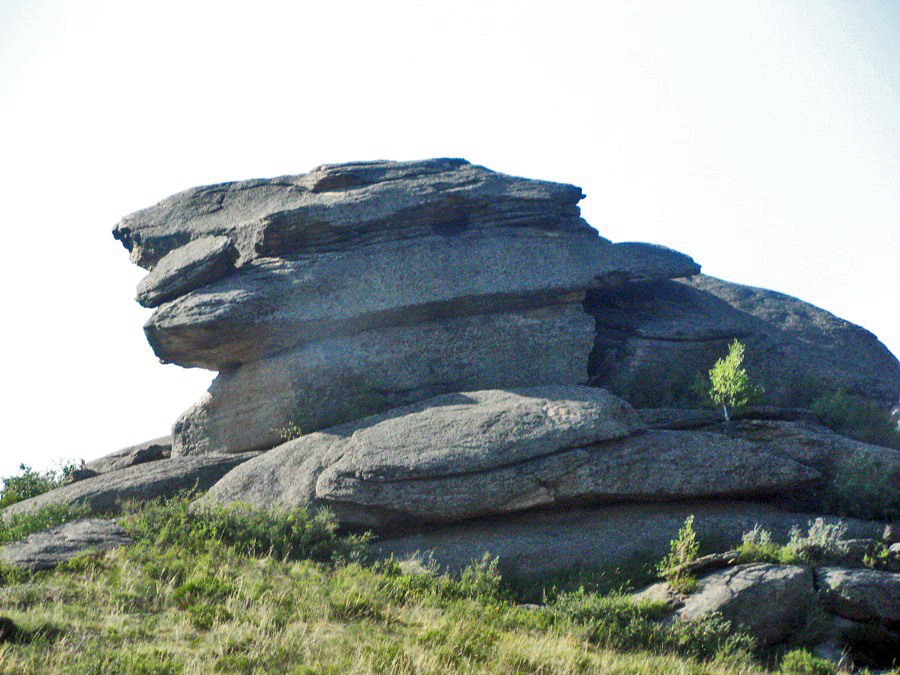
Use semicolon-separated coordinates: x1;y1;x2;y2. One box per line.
114;159;707;455
2;453;258;519
201;386;832;528
586;274;900;409
0;519;132;571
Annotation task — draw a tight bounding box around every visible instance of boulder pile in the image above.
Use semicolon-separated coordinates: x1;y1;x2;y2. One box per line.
3;159;899;665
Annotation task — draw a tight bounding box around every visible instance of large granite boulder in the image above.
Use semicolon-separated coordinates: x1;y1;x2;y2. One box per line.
144;234;697;369
815;567;900;625
113;158;592;269
586;274;900;410
202;386;824;528
172;306;595;455
676;564;816;647
114;160;703;457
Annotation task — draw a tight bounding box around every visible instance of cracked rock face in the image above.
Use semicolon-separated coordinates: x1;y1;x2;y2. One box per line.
201;386;826;528
586;274;900;409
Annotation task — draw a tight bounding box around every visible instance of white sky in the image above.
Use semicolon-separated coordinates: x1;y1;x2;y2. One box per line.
1;0;898;478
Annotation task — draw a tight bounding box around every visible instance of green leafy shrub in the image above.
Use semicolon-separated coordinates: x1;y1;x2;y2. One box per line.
779;648;839;674
736;524;799;565
119;496;371;564
0;502;91;546
707;340;763;420
737;520;851;565
656;515;700;593
0;463;79;509
810;389;900;449
786;518;849;562
821;449;900;521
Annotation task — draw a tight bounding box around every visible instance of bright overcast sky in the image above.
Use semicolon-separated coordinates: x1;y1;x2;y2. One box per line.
1;0;898;477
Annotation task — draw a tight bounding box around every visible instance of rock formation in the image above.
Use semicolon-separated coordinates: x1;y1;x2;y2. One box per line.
2;158;899;668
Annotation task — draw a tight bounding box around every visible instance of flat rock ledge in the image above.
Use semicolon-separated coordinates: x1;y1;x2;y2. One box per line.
200;386;824;528
374;501;883;577
2;453;259;520
0;519;132;571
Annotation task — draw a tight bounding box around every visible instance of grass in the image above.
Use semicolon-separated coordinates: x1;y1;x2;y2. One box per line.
0;503;92;547
0;496;768;674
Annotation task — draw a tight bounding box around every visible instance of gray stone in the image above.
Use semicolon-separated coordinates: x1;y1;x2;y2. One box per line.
113;158;591;269
375;501;883;577
586;274;900;409
2;454;259;519
143;234;698;370
81;436;172;478
172;305;595;455
676;564;816;647
0;519;132;571
136;236;236;307
815;567;900;624
202;387;820;527
593;242;700;285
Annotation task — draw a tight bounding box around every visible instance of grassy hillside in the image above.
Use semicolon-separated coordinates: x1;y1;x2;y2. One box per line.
0;497;792;674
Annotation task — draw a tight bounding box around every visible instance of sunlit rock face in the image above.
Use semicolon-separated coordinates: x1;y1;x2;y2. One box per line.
114;158;700;455
113;158;897;458
585;274;900;410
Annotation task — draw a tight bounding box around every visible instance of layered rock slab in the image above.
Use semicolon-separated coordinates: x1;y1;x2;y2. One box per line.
0;519;132;571
586;274;900;409
2;454;258;519
375;501;883;576
144;234;698;369
172;307;595;455
202;386;821;528
113;158;591;269
136;236;236;308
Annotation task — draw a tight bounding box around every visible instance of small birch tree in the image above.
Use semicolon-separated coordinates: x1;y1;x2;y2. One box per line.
708;339;761;421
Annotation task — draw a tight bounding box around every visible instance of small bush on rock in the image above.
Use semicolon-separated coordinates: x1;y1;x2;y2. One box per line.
778;648;839;674
656;515;700;593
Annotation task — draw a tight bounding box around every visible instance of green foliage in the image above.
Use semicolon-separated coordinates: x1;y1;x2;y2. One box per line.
737;520;850;565
0;502;92;546
778;648;839;674
810;388;900;449
273;422;304;442
707;340;763;420
821;449;900;521
655;515;700;593
736;524;798;565
0;463;79;509
118;495;372;564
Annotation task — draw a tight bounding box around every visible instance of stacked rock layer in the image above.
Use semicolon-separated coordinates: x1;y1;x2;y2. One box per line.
114;159;700;455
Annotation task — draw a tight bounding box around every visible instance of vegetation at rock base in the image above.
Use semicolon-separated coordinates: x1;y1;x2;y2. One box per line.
0;503;92;547
0;463;80;510
0;496;776;674
655;515;701;593
735;520;852;566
